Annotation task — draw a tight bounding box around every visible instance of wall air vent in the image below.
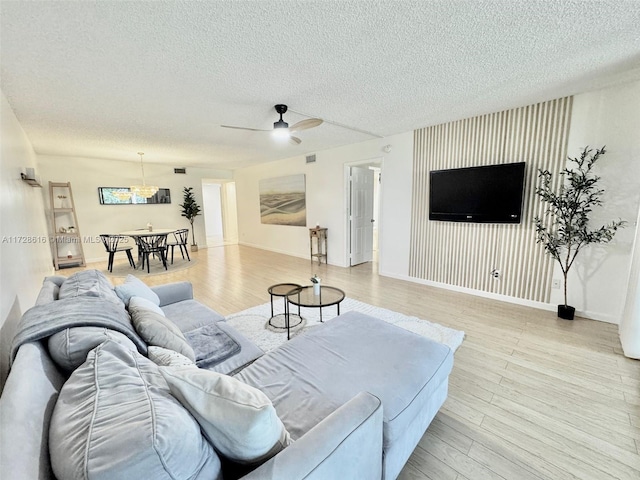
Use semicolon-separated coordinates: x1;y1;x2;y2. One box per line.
306;154;317;164
174;167;187;174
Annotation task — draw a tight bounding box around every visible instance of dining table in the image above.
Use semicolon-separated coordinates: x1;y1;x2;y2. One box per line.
119;228;177;269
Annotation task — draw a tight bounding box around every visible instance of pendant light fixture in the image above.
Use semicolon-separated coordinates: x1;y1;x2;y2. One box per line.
130;152;159;199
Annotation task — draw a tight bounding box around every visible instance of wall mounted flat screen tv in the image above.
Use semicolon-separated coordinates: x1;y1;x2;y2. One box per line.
429;162;526;223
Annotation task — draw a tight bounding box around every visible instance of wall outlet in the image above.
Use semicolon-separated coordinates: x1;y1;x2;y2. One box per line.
491;268;501;280
552;279;561;289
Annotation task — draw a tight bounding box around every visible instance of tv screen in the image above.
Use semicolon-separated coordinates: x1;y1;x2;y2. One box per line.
429;162;526;223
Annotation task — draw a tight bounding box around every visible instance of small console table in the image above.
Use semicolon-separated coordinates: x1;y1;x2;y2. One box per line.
309;227;327;264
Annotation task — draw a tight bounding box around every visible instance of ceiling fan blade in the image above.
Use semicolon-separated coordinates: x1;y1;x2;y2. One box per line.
220;125;271;132
289;118;323;133
289;135;302;145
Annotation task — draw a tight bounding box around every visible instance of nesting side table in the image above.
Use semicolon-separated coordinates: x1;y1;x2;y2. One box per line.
267;283;302;340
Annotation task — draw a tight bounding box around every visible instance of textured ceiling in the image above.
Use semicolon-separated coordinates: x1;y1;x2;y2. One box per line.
1;1;639;169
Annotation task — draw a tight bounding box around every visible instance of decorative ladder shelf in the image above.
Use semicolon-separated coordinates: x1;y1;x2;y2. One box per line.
49;182;86;270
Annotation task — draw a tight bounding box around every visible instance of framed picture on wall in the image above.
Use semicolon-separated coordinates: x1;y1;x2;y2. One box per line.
259;174;307;226
98;187;172;205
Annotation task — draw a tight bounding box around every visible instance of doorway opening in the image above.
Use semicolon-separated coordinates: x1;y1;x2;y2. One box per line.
345;159;382;267
201;180;238;247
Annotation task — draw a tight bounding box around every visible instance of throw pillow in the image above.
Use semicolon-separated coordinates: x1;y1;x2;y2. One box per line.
114;274;160;307
159;366;291;465
148;346;196;367
130;307;195;361
49;341;221;480
129;296;165;316
48;327;138;372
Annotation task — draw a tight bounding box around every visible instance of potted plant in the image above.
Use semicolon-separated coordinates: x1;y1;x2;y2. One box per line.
179;187;202;252
534;146;625;320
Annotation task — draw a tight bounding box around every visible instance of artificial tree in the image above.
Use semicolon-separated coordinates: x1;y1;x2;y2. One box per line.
179;187;202;251
534;146;625;319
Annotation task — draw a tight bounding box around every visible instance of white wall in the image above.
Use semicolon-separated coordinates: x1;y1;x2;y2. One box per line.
234;133;412;268
234;82;640;325
552;81;640;323
376;132;414;278
0;90;52;389
37;156;233;262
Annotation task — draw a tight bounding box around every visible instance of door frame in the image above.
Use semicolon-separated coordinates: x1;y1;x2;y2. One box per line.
201;178;239;247
343;157;384;268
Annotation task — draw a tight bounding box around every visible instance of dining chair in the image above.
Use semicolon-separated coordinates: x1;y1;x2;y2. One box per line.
166;229;190;264
132;228;148;265
99;235;136;272
137;234;168;273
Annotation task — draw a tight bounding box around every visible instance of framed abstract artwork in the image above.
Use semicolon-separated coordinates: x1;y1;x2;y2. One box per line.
259;174;306;226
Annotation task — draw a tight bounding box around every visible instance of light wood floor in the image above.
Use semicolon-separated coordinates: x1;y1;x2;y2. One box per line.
73;245;640;480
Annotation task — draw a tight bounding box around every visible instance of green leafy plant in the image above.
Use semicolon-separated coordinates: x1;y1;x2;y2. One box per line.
179;187;202;247
534;146;625;308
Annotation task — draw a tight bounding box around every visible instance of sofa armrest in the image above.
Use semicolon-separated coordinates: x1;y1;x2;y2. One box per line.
151;281;194;306
0;342;66;480
241;392;383;480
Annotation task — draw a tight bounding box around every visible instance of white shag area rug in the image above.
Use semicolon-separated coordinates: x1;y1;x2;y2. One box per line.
226;297;465;353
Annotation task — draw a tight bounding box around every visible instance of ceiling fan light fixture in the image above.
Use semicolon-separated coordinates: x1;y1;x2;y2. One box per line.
272;103;291;140
273;118;289;130
272;123;290;140
221;104;321;146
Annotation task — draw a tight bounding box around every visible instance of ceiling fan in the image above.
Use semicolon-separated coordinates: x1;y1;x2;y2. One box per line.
221;104;323;145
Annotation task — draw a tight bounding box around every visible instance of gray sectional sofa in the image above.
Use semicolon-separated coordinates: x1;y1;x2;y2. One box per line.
0;270;454;480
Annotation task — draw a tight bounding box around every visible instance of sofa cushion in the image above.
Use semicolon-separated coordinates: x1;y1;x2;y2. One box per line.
204;322;264;375
48;327;138;372
159;366;291;465
148;346;196;367
184;323;241;369
130;306;195;361
236;311;454;446
129;295;165;316
161;299;225;332
49;341;221;480
58;270;121;304
161;299;264;374
114;274;160;307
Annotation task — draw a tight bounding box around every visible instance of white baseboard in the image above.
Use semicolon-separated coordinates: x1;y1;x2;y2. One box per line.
378;269;620;325
237;241;344;266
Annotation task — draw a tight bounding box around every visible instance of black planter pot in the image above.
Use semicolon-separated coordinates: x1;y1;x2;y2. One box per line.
557;305;576;320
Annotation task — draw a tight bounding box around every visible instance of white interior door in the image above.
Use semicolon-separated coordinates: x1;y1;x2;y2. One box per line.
349;166;375;266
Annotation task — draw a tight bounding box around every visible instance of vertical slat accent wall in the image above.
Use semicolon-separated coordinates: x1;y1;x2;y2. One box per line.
409;97;572;303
